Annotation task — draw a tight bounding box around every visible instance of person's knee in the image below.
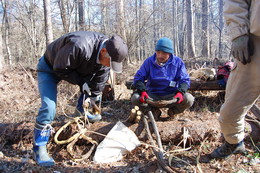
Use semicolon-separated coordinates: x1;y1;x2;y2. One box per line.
184;93;194;108
48;101;56;118
219;103;245;123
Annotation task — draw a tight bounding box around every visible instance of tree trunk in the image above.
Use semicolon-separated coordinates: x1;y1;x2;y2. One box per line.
78;0;85;30
201;0;209;57
135;0;140;62
74;0;78;31
1;0;12;65
178;0;185;57
43;0;53;46
161;0;166;36
0;25;3;69
58;0;69;33
218;0;224;59
101;0;107;33
117;0;126;40
186;0;195;58
172;0;177;55
153;0;158;46
29;1;38;62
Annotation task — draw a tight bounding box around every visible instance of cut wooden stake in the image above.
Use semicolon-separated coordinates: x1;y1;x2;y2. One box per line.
135;110;142;123
136;110;142;116
127;108;137;122
135;115;141;123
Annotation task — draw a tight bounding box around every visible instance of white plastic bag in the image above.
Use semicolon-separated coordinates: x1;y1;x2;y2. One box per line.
93;121;141;163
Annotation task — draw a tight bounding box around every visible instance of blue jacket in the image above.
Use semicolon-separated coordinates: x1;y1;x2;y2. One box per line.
134;53;190;96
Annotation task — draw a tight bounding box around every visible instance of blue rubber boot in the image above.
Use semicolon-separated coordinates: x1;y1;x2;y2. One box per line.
33;123;55;167
84;111;102;123
73;108;102;122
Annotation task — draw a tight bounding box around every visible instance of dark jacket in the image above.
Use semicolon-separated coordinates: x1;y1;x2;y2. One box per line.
44;31;110;96
134;53;190;96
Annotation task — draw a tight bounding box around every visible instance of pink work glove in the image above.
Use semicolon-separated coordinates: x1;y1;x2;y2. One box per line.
140;91;149;103
174;92;184;104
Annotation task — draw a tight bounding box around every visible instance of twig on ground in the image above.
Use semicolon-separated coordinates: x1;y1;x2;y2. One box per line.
18;63;37;87
249;135;260;153
143;112;176;173
196;137;208;173
245;115;260;129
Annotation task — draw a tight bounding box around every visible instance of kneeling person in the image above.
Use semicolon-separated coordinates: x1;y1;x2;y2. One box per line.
131;37;194;119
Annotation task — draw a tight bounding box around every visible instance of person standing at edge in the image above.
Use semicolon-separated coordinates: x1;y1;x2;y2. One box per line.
34;31;128;166
211;0;260;159
131;37;194;120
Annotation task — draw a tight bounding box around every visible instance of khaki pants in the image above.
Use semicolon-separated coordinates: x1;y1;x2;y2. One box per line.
219;36;260;144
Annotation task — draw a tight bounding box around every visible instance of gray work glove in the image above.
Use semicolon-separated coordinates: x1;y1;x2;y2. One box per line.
82;82;91;95
88;95;102;114
231;35;254;65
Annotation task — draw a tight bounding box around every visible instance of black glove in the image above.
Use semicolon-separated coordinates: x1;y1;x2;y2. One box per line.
231;35;254;65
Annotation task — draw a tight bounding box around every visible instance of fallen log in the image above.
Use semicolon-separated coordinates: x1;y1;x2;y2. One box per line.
189;80;225;91
125;79;225;91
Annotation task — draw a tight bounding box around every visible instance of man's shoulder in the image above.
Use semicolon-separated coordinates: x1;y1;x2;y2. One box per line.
167;55;184;65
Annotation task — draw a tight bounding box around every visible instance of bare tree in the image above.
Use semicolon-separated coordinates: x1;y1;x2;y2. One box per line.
100;0;107;33
117;0;126;40
78;0;85;30
0;24;4;69
58;0;69;33
1;0;12;65
43;0;53;46
218;0;224;59
201;0;209;57
134;0;140;62
172;0;177;55
74;0;78;30
153;0;159;45
179;0;186;58
186;0;195;58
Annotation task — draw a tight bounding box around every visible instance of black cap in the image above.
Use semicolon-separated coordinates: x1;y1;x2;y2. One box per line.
106;35;128;73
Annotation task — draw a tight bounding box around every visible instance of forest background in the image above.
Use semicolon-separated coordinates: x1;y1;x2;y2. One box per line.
0;0;229;70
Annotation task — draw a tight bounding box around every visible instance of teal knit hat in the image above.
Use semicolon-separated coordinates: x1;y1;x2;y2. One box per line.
155;37;174;54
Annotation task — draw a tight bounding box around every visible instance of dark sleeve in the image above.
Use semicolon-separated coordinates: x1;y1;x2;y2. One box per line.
134;80;146;94
177;82;189;94
88;66;110;96
175;58;190;94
